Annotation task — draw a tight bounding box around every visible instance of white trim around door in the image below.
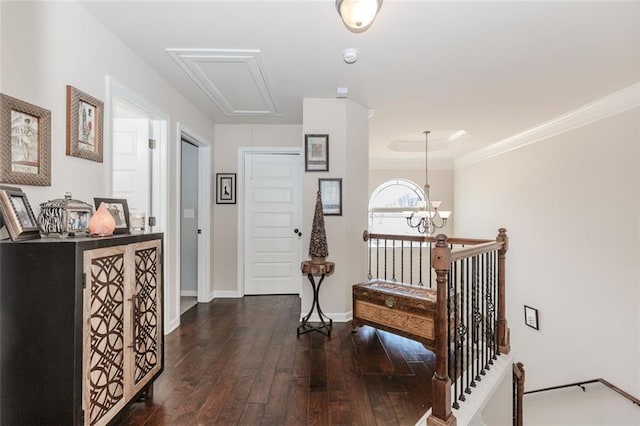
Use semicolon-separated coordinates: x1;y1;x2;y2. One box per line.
176;124;213;317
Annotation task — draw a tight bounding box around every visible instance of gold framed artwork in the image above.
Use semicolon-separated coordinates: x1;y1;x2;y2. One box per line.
0;93;51;186
66;85;104;162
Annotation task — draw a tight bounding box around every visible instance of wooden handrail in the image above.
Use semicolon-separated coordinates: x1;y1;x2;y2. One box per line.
450;241;504;262
363;230;493;246
525;378;640;407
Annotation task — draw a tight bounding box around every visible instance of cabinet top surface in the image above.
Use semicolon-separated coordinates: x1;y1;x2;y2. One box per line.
1;232;163;246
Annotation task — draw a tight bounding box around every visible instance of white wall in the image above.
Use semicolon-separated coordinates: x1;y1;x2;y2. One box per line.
0;1;216;332
455;108;640;424
212;124;301;296
302;98;369;317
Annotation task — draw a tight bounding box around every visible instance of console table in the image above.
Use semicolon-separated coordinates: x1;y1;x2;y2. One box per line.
0;233;164;425
297;260;335;337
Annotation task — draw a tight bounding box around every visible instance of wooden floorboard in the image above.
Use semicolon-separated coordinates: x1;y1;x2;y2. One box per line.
118;295;434;425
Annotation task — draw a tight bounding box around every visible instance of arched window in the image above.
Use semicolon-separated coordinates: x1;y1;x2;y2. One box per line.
368;179;424;235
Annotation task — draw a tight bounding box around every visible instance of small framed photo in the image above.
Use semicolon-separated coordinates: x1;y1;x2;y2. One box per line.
524;305;539;330
216;173;236;204
94;197;130;234
0;185;41;240
66;85;104;162
319;178;342;216
0;93;51;186
305;134;329;172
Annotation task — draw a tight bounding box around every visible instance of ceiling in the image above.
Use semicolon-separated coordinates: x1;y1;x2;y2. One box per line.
81;0;639;167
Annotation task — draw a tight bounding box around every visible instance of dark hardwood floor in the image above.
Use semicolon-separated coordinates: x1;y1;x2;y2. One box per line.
119;295;435;425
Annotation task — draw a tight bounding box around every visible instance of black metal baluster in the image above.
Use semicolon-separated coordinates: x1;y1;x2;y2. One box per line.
480;253;487;376
470;256;478;388
367;233;372;280
376;238;380;279
384;239;388;280
418;240;423;286
464;257;472;396
474;255;481;383
409;242;413;285
400;239;404;283
450;264;459;409
391;238;396;281
492;251;498;361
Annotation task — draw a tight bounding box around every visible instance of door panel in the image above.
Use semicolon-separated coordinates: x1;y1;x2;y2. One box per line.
113;119;149;213
244;153;301;295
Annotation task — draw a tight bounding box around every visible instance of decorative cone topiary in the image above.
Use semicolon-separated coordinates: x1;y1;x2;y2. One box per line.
309;190;328;264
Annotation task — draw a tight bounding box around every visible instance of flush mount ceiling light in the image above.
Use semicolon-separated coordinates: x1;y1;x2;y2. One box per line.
336;0;383;33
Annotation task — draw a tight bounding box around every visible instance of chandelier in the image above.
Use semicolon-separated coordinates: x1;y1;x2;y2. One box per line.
404;131;451;234
336;0;383;33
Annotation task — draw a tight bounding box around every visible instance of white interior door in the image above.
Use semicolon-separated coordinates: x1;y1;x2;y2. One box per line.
113;118;149;213
244;152;302;295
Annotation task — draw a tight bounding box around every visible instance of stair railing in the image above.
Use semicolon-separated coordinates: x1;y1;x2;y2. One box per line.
525;378;640;407
363;229;511;426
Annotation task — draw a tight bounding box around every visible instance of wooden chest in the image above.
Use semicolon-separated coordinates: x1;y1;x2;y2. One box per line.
352;280;437;350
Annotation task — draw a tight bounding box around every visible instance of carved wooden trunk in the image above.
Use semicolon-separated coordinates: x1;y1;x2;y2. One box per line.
352;280;437;350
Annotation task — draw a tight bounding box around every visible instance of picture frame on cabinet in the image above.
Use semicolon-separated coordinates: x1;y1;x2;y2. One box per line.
0;185;41;240
0;93;51;186
66;85;104;162
216;173;236;204
319;178;342;216
94;197;130;234
304;134;329;172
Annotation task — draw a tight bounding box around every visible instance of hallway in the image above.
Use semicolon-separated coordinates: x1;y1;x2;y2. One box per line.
118;295;435;425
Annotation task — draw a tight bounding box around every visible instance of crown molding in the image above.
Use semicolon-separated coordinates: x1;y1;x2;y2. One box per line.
454;82;640;169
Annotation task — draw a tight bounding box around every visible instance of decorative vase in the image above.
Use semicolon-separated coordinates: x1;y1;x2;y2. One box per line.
89;202;116;236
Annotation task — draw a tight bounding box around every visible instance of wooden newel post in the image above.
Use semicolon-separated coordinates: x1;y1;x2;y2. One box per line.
428;234;456;426
497;228;511;354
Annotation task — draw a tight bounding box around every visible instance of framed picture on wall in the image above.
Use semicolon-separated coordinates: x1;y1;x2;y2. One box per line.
319;178;342;216
524;305;539;330
66;85;104;162
216;173;236;204
0;93;51;186
305;134;329;172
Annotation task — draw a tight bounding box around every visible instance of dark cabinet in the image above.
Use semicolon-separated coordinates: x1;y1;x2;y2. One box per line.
1;233;164;425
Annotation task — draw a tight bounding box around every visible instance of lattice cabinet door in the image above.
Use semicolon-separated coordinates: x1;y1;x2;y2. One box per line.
127;239;163;397
83;246;130;426
82;239;162;426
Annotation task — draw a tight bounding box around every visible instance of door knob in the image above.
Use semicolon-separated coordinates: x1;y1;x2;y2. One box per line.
294;228;302;237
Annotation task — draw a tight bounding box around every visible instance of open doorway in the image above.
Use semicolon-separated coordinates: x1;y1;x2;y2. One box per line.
177;125;212;317
180;139;198;314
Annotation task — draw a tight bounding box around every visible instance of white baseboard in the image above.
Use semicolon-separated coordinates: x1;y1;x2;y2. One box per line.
212;290;242;298
165;317;180;335
180;290;197;297
299;311;353;323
